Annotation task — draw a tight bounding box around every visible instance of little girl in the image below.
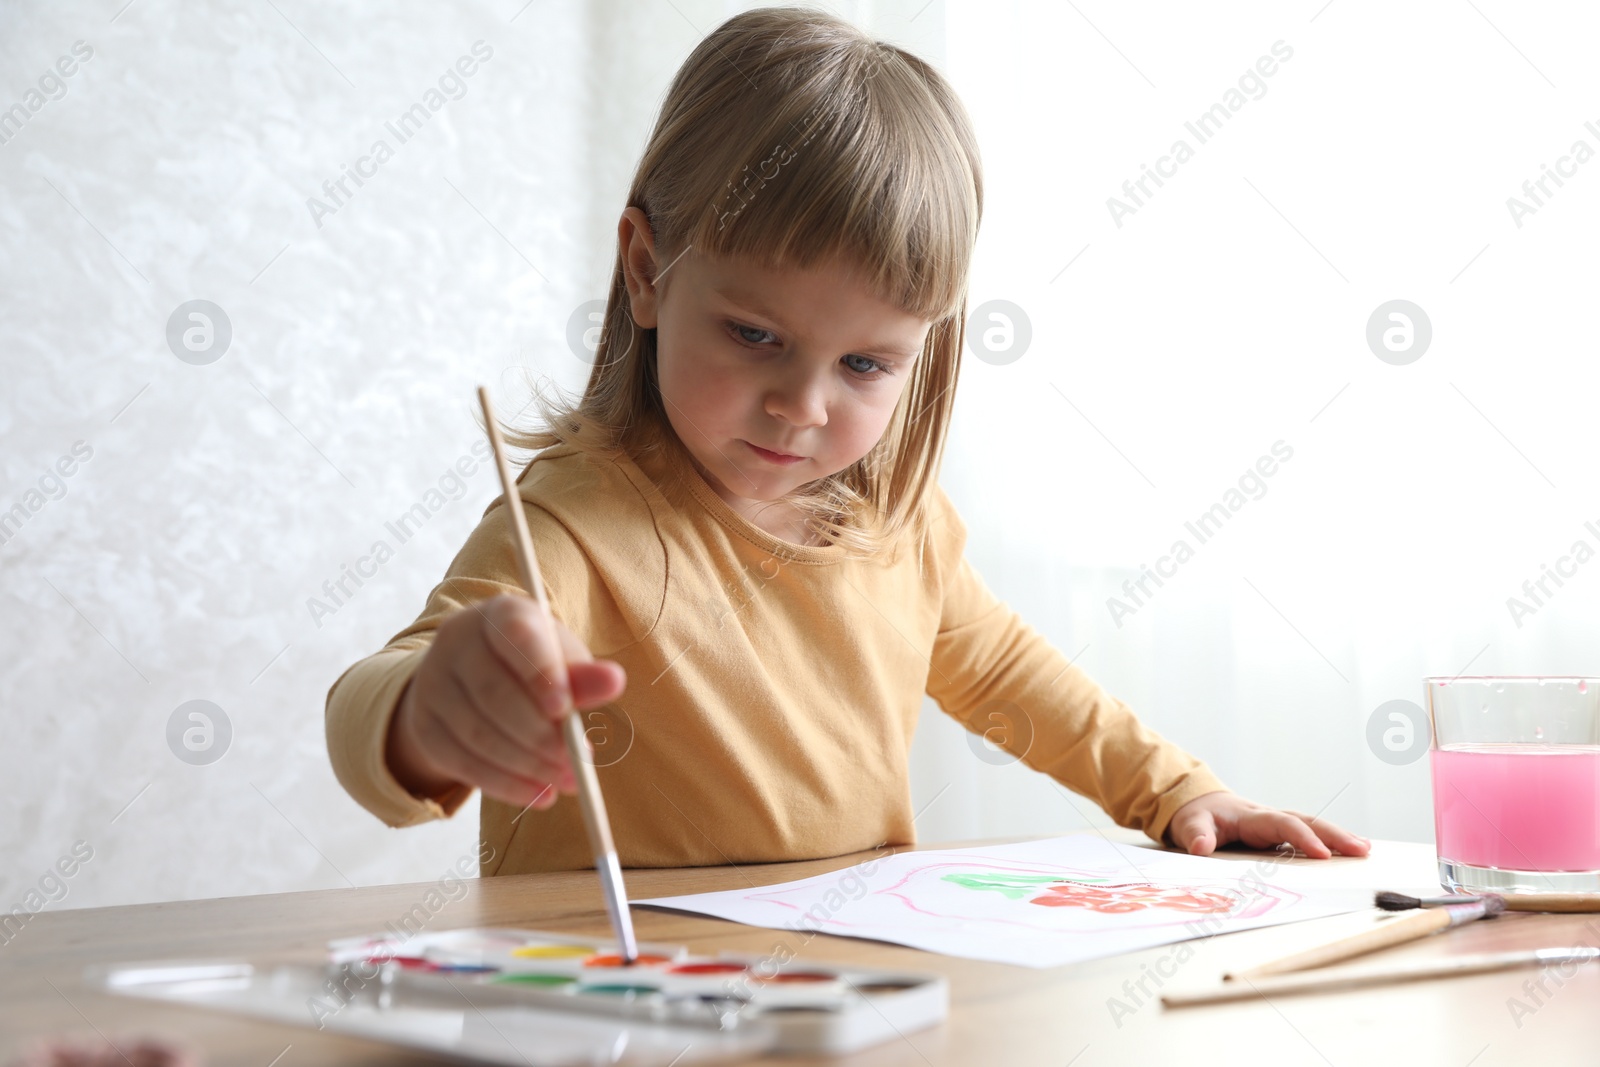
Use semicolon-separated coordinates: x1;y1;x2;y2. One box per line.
325;6;1367;876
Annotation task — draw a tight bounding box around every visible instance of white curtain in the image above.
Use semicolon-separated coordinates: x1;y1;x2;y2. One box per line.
914;1;1600;850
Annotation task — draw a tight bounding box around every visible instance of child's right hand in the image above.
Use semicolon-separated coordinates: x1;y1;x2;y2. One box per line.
385;594;628;811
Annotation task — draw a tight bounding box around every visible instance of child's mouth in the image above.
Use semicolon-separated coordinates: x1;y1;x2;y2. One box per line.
744;441;806;465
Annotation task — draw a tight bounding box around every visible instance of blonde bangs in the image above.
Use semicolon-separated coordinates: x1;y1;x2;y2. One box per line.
508;5;983;564
662;48;980;326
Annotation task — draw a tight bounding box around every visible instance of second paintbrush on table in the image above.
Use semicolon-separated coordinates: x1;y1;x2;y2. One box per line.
1224;896;1505;981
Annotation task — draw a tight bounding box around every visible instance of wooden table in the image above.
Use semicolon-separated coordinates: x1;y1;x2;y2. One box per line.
3;831;1597;1066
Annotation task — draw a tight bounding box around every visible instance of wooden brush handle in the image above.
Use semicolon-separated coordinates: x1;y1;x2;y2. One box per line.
1228;908;1453;980
1504;892;1600;913
1169;950;1550;1008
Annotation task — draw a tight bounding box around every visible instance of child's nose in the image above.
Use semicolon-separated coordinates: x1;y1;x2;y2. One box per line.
764;371;829;428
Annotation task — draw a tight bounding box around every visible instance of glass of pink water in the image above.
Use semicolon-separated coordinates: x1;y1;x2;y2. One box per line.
1427;676;1600;893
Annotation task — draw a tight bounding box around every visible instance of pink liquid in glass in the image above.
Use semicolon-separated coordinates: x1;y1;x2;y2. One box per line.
1431;743;1600;871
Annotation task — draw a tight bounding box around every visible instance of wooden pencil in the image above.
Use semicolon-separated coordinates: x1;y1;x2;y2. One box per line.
477;385;639;963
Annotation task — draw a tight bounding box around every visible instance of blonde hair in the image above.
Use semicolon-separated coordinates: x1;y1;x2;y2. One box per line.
510;4;983;559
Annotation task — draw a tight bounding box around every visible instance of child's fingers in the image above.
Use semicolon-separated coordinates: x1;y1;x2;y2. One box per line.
568;660;627;708
484;777;562;812
451;677;573;791
1285;809;1372;857
449;632;569;772
480;598;626;717
1168;807;1219;856
550;614;628;708
412;702;559;809
1242;810;1332;859
450;666;575;790
480;776;562;811
479;596;572;717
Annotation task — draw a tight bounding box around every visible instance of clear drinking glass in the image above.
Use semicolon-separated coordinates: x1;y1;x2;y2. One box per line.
1426;676;1600;893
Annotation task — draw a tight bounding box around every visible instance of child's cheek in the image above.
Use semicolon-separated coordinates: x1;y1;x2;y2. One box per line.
666;362;744;440
847;401;898;456
695;365;758;425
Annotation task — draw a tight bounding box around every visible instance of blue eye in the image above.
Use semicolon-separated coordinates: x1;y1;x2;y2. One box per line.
731;323;776;346
723;321;890;379
842;353;889;378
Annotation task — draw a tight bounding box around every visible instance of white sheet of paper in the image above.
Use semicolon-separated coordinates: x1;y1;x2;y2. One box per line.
637;835;1377;968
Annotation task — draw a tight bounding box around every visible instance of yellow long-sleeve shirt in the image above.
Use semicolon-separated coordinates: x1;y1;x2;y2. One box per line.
324;438;1228;876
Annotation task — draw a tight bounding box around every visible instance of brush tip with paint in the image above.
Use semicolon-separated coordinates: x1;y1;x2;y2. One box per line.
1376;889;1600;913
1374;890;1490;912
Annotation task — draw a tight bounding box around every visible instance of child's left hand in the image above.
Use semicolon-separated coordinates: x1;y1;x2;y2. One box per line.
1165;790;1370;859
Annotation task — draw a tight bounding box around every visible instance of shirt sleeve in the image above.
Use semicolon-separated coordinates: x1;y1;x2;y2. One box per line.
324;491;597;829
923;486;1229;845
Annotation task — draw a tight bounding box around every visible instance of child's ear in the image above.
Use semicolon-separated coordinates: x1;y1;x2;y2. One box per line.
618;206;661;329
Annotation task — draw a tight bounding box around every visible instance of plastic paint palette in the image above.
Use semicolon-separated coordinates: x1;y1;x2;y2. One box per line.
375;928;857;1007
94;926;949;1062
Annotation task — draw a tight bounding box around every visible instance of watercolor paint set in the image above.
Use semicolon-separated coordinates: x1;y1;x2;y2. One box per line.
87;926;948;1064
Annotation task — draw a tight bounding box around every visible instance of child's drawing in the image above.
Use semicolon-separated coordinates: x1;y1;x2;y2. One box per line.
741;859;1301;940
942;871;1247;914
639;836;1364;968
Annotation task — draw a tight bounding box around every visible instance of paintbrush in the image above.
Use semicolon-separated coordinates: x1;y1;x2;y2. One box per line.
1377;889;1600;913
1224;896;1504;981
1165;946;1600;1008
477;385;639;964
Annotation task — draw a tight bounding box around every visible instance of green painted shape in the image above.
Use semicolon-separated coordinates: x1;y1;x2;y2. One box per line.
939;871;1111;900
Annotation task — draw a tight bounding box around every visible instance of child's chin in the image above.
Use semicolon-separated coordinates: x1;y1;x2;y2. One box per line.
742;477;803;500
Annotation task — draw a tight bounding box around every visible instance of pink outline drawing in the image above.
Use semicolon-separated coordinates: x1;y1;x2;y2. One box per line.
743;857;1303;936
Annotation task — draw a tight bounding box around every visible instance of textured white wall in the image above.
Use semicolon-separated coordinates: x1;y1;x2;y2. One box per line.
0;0;948;912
